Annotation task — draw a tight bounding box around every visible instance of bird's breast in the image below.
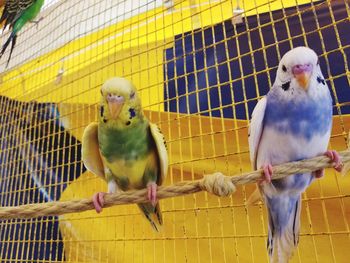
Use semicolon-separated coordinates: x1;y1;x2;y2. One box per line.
264;95;332;141
257;125;331;166
98;123;157;190
98;124;152;162
257;96;332;195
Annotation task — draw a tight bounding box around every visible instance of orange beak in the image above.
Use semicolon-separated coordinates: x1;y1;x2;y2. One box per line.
295;72;311;90
292;64;313;91
107;94;124;119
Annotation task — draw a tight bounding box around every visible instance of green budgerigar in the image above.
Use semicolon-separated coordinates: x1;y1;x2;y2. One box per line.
0;0;45;66
82;77;168;231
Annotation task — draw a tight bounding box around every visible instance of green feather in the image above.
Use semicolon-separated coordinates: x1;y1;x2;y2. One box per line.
98;119;153;163
13;0;45;33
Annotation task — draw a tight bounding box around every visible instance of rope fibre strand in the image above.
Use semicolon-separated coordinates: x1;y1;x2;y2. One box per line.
0;150;349;220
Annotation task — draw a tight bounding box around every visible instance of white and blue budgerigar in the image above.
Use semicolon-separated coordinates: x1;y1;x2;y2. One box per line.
248;46;342;262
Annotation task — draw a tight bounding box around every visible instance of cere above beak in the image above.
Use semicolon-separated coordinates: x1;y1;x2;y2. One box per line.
292;63;313;90
107;93;125;119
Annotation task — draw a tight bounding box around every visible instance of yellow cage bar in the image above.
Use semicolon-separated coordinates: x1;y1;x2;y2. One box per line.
0;0;349;262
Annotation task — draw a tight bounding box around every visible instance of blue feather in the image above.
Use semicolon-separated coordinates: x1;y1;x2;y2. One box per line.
264;91;332;140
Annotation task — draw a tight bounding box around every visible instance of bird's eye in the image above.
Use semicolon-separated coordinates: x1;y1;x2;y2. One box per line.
130;92;135;99
282;65;287;72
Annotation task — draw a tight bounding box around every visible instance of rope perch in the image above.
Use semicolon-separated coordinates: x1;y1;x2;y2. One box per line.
0;150;349;220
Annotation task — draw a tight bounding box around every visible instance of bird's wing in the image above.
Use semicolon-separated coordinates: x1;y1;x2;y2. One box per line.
82;122;105;179
149;123;168;185
247;97;267;205
248;97;267;170
0;0;35;28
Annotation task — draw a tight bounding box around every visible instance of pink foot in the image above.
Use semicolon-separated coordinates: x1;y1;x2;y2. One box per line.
324;150;343;172
147;182;158;206
92;192;106;213
259;164;273;185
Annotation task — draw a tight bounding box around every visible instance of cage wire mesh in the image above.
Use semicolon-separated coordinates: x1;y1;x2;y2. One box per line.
0;0;349;262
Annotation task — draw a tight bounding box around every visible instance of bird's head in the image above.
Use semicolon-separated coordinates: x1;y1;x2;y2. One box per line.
274;46;326;98
99;77;143;127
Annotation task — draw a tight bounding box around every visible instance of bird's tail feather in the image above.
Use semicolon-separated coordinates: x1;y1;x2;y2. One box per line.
138;202;163;232
0;31;17;67
267;195;301;263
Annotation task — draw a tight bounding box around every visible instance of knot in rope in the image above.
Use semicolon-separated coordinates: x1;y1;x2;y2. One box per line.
199;172;236;196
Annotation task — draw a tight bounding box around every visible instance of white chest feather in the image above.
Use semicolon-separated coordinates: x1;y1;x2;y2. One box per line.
257;126;330;167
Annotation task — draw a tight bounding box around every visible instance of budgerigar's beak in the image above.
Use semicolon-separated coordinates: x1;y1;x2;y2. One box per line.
107;94;125;119
292;64;313;91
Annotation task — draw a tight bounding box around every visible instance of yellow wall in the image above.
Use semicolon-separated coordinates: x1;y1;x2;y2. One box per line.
0;0;320;109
